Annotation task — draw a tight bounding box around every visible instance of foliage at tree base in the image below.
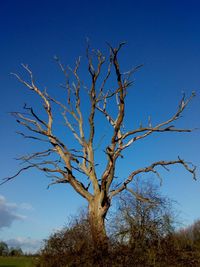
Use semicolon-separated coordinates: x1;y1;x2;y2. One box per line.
36;239;200;267
36;214;200;266
36;183;200;266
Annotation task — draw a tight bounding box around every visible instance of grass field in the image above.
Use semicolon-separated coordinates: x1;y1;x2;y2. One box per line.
0;257;37;267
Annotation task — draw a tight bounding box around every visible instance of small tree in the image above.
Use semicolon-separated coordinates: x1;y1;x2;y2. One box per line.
0;241;9;256
2;43;196;252
110;180;176;265
9;247;23;256
113;180;175;244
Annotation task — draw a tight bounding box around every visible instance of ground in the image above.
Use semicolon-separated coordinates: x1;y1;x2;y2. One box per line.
0;256;37;267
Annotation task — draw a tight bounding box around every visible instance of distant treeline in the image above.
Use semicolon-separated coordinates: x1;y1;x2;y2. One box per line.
0;242;23;257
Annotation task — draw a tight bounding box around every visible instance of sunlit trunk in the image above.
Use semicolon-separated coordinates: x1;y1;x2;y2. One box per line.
88;195;110;254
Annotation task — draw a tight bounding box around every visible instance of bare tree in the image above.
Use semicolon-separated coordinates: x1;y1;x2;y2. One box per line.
2;43;196;252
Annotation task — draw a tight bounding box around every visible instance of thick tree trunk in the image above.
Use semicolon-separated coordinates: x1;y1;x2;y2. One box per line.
88;196;110;254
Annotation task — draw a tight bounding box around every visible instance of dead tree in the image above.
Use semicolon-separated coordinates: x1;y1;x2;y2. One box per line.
2;43;196;252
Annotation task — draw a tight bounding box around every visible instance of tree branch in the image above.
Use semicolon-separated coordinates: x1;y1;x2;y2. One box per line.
119;92;195;151
110;158;196;198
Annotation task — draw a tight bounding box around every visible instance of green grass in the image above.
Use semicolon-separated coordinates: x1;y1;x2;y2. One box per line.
0;256;37;267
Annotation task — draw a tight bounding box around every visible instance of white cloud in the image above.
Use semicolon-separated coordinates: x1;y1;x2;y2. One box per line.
0;195;27;229
5;237;42;253
19;203;33;211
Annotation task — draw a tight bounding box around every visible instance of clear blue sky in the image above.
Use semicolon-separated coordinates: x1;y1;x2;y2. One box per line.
0;0;200;252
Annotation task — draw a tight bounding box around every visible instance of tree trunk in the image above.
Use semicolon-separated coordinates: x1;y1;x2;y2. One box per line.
88;196;110;254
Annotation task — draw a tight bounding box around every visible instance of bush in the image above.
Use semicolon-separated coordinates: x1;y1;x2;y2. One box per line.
38;213;96;267
37;183;200;267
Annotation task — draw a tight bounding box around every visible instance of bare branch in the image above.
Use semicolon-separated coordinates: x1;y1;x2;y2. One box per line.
110;158;196;198
16;131;49;143
11;111;44;132
126;187;156;204
1;165;35;185
118;92;195;151
16;149;55;162
13;64;53;136
47;177;69;189
23;104;48;127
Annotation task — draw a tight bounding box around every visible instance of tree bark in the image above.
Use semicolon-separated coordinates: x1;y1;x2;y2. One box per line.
88;196;110;254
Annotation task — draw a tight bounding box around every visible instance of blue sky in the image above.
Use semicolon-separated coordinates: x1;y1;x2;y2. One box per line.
0;0;200;252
